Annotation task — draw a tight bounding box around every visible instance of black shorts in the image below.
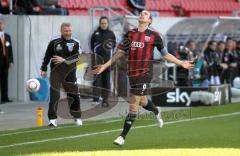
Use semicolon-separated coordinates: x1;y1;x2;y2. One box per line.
129;75;152;95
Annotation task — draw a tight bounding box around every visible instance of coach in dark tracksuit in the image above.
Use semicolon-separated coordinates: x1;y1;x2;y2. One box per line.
40;23;82;127
0;19;13;104
90;16;116;107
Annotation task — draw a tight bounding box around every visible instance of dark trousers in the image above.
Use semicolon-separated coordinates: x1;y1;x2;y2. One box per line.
93;70;111;102
221;67;238;84
48;67;81;120
0;57;9;101
208;65;221;76
117;68;128;97
41;8;68;15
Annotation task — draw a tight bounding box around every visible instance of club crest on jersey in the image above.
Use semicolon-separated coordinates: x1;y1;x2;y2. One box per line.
56;44;62;51
131;41;144;48
66;43;74;52
145;36;151;42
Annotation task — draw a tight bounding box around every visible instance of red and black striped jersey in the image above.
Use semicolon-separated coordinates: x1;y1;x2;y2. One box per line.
118;28;168;77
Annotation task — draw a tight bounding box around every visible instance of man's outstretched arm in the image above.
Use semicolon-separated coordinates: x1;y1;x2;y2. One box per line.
93;48;125;74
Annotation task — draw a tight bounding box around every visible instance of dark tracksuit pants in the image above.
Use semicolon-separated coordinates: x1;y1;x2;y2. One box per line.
48;65;81;120
0;57;9;101
221;67;238;84
93;69;111;102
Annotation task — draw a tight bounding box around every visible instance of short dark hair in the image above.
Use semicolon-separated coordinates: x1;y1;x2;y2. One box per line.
209;40;217;45
185;40;195;47
99;16;109;23
61;22;72;30
218;41;225;45
149;14;153;26
226;37;233;41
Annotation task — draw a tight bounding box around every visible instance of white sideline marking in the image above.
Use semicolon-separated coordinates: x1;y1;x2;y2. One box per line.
103;119;121;123
0;119;122;137
0;112;239;149
0;125;76;137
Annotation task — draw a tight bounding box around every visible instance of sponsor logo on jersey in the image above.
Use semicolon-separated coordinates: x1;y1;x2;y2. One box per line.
131;41;144;48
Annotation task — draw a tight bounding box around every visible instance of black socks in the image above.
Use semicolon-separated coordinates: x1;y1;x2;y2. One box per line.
120;111;137;139
143;100;159;115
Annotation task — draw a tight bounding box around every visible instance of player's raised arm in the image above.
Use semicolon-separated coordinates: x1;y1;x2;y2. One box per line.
92;48;125;75
153;31;193;70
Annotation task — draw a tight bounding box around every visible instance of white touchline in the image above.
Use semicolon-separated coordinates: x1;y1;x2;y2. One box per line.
0;119;122;137
103;119;122;123
0;112;239;149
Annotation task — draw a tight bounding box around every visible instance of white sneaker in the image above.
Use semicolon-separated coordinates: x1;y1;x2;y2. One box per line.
113;136;125;146
156;107;164;128
74;118;83;126
92;101;100;106
48;119;57;127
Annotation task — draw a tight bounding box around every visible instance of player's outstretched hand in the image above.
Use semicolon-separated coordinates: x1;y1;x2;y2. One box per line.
92;64;107;75
181;61;194;69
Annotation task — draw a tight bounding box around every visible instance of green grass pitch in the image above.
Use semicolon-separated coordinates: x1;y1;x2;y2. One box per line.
0;103;239;156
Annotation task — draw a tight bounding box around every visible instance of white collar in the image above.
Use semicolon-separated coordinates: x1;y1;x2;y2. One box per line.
0;32;4;39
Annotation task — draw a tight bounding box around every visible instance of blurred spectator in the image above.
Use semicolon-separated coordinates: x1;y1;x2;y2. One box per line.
221;38;238;84
235;40;240;53
232;38;237;50
196;40;207;53
191;57;209;87
38;0;57;7
186;40;197;52
204;40;221;85
171;3;189;17
175;41;193;86
216;41;226;82
13;0;67;15
13;0;42;15
167;41;178;56
184;40;209;87
175;43;190;60
236;41;240;76
185;40;198;59
38;0;68;15
0;0;9;14
217;41;225;58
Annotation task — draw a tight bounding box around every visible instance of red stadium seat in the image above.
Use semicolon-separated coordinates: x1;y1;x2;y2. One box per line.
1;0;9;6
98;0;110;7
58;0;67;8
58;0;240;17
158;11;175;17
